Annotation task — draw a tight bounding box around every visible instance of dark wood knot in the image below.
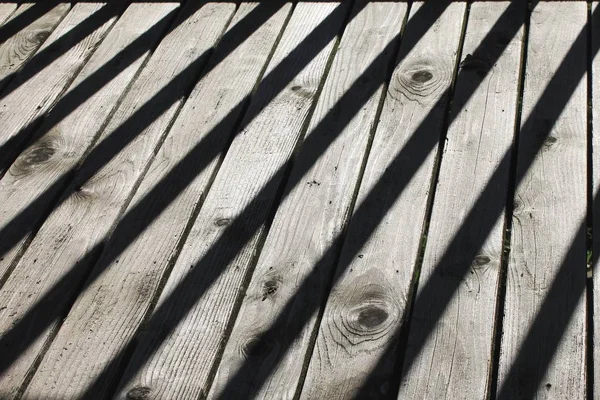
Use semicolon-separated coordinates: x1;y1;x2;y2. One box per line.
543;135;557;148
33;30;50;44
411;70;433;83
357;306;389;329
215;217;231;227
126;386;151;400
261;278;280;301
346;291;395;335
22;142;55;165
473;255;491;266
243;336;275;358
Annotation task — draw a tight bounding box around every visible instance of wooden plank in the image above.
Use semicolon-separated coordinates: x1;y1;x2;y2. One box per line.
0;3;71;92
114;3;348;399
0;3;120;173
0;2;177;284
397;2;524;398
0;4;17;29
0;3;235;397
497;2;588;398
299;3;466;398
207;2;407;398
594;3;600;398
21;3;291;399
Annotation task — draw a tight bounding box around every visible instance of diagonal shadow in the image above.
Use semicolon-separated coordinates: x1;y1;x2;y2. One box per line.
0;6;180;179
0;1;127;173
1;0;500;397
0;1;61;47
5;0;588;398
0;0;349;385
0;2;69;94
0;0;284;286
0;1;122;98
355;2;594;398
213;1;529;398
494;199;591;397
191;1;590;397
110;0;454;396
0;0;410;395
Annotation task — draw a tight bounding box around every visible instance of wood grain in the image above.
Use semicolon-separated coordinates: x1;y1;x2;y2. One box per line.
0;4;16;27
397;2;524;399
0;3;70;92
299;3;466;399
207;2;407;398
497;2;588;398
20;3;291;399
0;2;235;398
0;1;177;285
0;3;119;174
114;3;348;399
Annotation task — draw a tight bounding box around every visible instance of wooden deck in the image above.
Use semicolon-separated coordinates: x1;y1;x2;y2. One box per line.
0;0;596;398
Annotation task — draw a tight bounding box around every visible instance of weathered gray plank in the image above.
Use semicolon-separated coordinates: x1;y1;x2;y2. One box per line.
0;1;177;285
593;3;600;398
0;3;235;397
299;3;466;399
207;2;407;398
0;3;71;92
0;3;120;173
114;3;349;399
497;2;588;398
0;4;16;26
397;2;524;398
21;3;291;398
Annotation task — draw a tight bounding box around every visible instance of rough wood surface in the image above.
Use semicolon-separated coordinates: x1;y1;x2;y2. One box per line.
208;2;407;398
0;3;70;92
0;2;592;399
114;3;348;399
593;3;600;399
299;3;466;399
0;1;177;285
397;2;524;399
0;3;235;398
0;3;119;174
497;2;588;399
0;4;16;27
21;3;291;399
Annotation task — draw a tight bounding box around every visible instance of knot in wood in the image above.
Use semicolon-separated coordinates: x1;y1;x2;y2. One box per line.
473;255;491;267
242;336;276;358
23;143;55;164
389;59;447;102
343;288;396;338
356;305;389;329
11;136;59;176
411;70;433;83
126;386;152;399
32;30;50;44
214;217;231;227
261;275;282;301
289;83;313;100
543;135;557;149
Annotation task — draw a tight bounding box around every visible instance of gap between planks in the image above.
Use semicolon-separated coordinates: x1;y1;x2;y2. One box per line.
20;3;293;398
207;1;408;398
0;2;237;397
114;3;351;399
